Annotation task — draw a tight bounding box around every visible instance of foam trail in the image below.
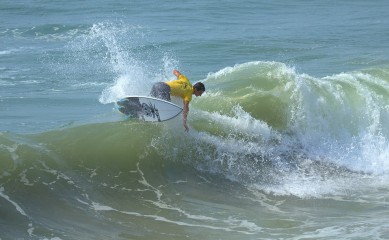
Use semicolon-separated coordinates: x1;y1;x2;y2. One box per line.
0;187;28;217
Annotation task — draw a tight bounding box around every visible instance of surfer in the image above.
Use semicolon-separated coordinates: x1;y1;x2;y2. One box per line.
150;70;205;132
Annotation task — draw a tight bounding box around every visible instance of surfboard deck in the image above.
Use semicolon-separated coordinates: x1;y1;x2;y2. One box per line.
116;96;183;122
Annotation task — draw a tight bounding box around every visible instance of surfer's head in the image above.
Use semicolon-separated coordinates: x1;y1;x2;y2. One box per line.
193;82;205;96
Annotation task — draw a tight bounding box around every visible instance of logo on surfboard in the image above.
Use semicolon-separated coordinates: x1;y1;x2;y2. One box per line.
142;102;161;122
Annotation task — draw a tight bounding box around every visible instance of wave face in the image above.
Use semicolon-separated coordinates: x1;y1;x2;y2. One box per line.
1;61;389;239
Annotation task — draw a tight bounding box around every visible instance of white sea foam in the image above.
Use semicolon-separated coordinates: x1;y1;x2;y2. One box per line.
0;50;13;55
68;22;179;104
188;62;389;199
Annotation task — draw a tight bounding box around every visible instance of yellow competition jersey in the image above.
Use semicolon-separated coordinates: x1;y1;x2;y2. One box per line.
166;75;193;102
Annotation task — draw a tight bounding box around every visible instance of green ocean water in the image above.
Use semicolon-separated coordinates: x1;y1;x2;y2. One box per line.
1;1;389;239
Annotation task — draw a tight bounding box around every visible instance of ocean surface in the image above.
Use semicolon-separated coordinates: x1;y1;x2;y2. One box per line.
1;1;389;239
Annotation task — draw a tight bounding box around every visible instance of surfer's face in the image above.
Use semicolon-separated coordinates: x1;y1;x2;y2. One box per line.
194;90;204;97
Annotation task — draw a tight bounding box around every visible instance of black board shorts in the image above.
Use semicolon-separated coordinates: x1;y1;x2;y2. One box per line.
150;82;171;101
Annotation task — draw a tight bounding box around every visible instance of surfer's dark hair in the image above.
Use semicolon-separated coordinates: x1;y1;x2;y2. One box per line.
193;82;205;91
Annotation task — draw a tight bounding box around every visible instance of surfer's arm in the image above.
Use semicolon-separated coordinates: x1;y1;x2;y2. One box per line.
183;100;189;132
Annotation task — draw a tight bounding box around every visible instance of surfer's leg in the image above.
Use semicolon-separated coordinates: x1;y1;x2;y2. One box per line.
150;82;171;101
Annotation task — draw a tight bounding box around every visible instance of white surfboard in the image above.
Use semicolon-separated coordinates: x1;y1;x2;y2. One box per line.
116;96;183;122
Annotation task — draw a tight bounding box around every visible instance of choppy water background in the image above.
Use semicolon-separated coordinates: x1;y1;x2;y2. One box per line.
1;1;389;239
